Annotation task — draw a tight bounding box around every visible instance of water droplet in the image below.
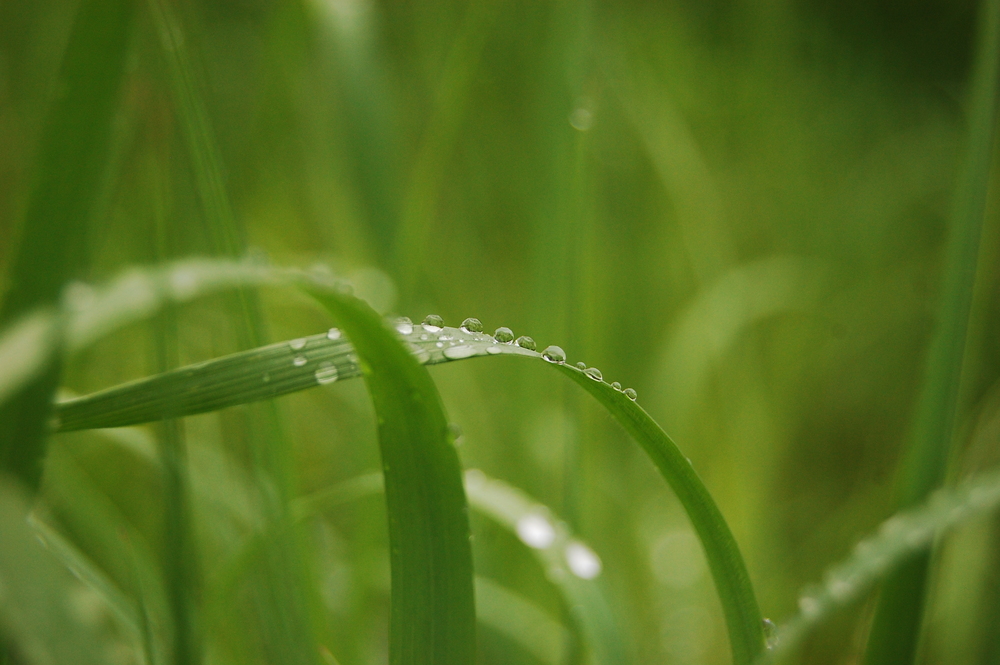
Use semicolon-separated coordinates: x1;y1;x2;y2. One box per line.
486;346;503;354
516;336;536;350
435;341;445;348
422;314;444;331
565;542;602;579
623;388;637;400
798;594;820;617
516;514;556;549
461;317;483;333
763;618;778;650
569;107;593;131
395;317;413;335
315;362;339;384
444;345;477;360
584;367;603;381
448;423;464;446
575;361;586;370
611;381;622;391
327;328;342;341
289;338;307;350
293;355;308;367
541;346;566;363
493;327;514;343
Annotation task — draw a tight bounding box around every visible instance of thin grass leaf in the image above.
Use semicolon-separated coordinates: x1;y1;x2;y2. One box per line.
56;310;763;664
475;576;570;665
294;468;627;664
863;1;1000;661
762;468;1000;664
305;285;475;665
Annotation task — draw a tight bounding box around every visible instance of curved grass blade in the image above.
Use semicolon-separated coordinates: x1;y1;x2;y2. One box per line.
55;315;763;663
304;285;475;665
475;576;569;665
761;467;1000;664
294;468;627;664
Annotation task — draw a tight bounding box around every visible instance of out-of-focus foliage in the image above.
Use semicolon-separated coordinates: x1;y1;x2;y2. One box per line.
1;0;999;663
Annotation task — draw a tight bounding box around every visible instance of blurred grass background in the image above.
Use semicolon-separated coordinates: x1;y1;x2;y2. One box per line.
2;0;1000;663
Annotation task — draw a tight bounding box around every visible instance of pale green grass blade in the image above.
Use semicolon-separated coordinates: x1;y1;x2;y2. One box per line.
475;576;569;665
294;468;625;664
0;0;136;489
305;285;475;665
763;467;1000;664
863;0;1000;662
55;312;762;664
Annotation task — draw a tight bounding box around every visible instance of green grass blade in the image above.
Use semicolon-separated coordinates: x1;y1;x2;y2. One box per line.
54;310;762;664
475;576;570;665
305;286;476;665
762;467;1000;664
295;468;628;664
0;0;136;490
863;1;1000;662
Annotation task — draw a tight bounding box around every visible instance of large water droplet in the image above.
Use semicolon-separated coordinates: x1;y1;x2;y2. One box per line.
541;346;566;363
461;317;483;333
315;362;339;384
516;336;536;350
289;338;307;350
293;355;308;367
623;388;637;400
516;514;556;549
395;317;413;335
493;327;514;343
422;314;444;332
565;542;602;579
611;381;622;391
443;345;477;360
584;367;603;381
327;328;342;341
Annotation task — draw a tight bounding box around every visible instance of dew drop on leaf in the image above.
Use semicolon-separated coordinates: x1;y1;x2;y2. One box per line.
461;317;484;333
541;345;566;363
516;336;536;350
293;355;308;367
315;362;339;384
623;388;637;400
516;514;556;549
584;367;603;381
565;542;602;579
493;327;514;343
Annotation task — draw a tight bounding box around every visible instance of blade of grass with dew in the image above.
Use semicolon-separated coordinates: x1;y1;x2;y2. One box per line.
54;314;764;663
304;286;476;665
294;469;629;665
0;0;136;490
759;467;1000;665
863;0;1000;662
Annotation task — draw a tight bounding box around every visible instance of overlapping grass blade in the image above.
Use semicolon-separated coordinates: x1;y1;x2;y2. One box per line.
862;1;1000;662
294;468;627;664
0;0;136;490
55;310;763;664
305;284;475;665
762;467;1000;664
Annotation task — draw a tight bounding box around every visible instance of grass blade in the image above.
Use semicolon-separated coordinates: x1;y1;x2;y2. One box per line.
305;285;476;665
0;0;136;490
762;467;1000;664
863;1;1000;662
54;311;763;663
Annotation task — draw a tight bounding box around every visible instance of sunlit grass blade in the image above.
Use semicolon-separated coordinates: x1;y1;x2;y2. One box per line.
761;467;1000;664
0;0;136;490
294;468;628;664
863;0;1000;662
305;284;475;665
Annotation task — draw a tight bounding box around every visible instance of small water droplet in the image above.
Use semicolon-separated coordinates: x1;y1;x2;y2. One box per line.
569;107;593;131
575;361;586;370
486;346;503;354
315;362;339;384
611;381;622;391
461;317;483;333
444;345;477;360
584;367;603;381
293;355;308;367
623;388;637;400
541;346;566;363
516;514;556;549
493;327;514;343
289;338;307;350
516;336;536;350
565;542;602;579
422;314;444;332
395;317;413;335
763;618;778;650
448;423;464;446
327;328;342;341
435;342;445;348
262;373;271;383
